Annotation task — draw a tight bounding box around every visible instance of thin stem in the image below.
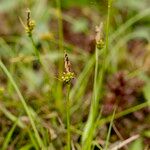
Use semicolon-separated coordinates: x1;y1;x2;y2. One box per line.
0;60;44;148
29;35;41;62
105;0;112;55
93;46;99;113
66;83;71;150
104;105;117;150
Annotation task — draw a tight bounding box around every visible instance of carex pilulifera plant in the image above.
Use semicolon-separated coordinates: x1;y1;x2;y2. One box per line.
25;9;41;62
81;22;105;150
19;8;41;62
61;52;75;150
82;0;113;149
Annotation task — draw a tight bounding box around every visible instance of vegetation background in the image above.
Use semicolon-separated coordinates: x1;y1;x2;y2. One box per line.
0;0;150;149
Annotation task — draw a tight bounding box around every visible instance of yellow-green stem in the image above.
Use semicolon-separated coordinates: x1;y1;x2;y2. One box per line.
29;35;41;62
66;83;71;150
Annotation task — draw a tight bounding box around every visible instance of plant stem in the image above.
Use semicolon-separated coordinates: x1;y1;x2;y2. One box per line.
66;83;71;150
82;0;112;147
29;35;40;62
81;45;99;149
104;105;117;150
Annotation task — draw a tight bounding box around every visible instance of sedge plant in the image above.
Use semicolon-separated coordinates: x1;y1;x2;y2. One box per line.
82;0;113;149
81;22;105;150
61;52;75;150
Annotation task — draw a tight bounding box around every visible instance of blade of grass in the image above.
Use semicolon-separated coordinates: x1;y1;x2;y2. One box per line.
92;141;103;150
81;46;99;148
98;101;149;126
82;107;103;150
104;105;117;150
19;144;33;150
2;119;18;150
70;49;104;106
0;60;44;148
28;129;39;150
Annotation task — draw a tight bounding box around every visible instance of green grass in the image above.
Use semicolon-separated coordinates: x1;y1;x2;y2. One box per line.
0;0;150;149
0;60;44;149
2;119;18;150
81;0;113;149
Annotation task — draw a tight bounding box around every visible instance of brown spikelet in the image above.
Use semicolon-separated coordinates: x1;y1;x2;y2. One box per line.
64;52;71;73
26;8;31;27
61;52;75;83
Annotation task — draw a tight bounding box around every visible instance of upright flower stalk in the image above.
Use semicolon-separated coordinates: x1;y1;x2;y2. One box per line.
81;22;105;149
20;9;53;83
25;9;41;62
61;52;75;150
19;8;40;62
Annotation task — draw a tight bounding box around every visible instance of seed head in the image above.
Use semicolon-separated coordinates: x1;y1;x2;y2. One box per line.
95;22;104;49
61;72;75;83
25;8;35;36
61;52;75;83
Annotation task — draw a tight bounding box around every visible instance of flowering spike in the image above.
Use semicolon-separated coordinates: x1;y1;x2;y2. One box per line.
64;52;71;73
61;52;75;83
95;22;104;49
25;8;35;36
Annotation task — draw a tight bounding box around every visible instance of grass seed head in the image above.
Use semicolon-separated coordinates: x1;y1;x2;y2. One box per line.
61;52;75;83
25;8;35;36
95;22;104;49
